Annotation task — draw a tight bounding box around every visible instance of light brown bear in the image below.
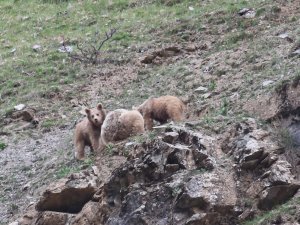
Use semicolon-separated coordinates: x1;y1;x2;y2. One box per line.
99;109;144;150
74;104;106;160
135;95;185;130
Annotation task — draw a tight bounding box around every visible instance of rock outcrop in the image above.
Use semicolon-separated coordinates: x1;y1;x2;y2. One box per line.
14;119;300;225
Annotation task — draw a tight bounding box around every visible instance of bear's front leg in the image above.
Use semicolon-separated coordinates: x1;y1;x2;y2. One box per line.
97;136;107;153
90;136;100;154
75;140;85;160
144;116;154;130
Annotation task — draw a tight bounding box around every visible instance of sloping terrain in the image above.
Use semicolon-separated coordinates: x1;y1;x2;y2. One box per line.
0;0;299;224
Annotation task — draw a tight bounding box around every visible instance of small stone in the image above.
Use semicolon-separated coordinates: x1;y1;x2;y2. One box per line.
185;121;201;128
23;182;31;191
140;54;156;64
32;44;41;52
277;32;293;42
8;221;19;225
239;8;249;15
238;8;256;18
11;108;35;122
278;32;289;39
185;44;198;52
10;48;16;53
202;93;212;99
194;86;208;94
21;16;30;21
125;142;136;148
58;45;73;53
188;6;194;11
262;80;274;87
162;132;179;144
92;166;100;176
165;164;180;173
14;104;26;111
291;48;300;56
203;66;211;73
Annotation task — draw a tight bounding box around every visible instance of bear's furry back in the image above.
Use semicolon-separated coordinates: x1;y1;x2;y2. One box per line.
101;109;144;144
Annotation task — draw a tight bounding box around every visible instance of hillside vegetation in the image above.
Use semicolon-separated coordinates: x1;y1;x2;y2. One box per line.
0;0;299;224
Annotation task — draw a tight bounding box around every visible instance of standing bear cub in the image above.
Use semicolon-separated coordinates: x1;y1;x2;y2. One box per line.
74;104;106;160
99;109;144;150
135;95;185;130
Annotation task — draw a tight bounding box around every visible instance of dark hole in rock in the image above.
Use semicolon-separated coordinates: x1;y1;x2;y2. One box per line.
167;153;179;165
36;187;95;214
191;136;205;150
166;152;186;169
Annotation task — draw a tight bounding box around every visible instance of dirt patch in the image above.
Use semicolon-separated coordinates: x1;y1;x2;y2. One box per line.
1;0;300;224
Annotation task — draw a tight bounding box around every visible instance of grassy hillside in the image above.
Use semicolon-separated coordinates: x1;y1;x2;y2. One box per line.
0;0;299;224
2;0;294;121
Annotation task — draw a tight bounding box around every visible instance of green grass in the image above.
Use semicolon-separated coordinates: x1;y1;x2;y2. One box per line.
0;142;7;151
0;0;275;118
55;157;94;179
55;166;75;179
243;197;300;225
105;143;115;156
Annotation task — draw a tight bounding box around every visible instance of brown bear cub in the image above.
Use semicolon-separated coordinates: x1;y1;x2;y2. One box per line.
74;104;106;160
136;95;184;130
99;109;144;150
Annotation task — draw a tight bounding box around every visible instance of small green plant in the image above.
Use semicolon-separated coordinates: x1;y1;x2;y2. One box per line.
105;143;115;156
148;131;157;140
132;134;146;144
190;168;207;176
55;164;82;179
0;142;7;151
292;72;300;87
10;203;18;211
277;128;296;149
219;98;229;116
122;148;130;157
208;80;216;91
55;166;72;179
171;186;182;197
202;115;215;126
243;197;300;225
41;119;58;129
83;157;94;167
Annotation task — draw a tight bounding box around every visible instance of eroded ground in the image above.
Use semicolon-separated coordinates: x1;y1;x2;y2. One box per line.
0;0;299;224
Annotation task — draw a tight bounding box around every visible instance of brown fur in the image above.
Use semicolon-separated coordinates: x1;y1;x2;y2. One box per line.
136;95;184;130
99;109;144;150
74;104;106;160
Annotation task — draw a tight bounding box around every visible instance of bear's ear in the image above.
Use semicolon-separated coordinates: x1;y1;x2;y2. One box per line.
136;105;142;113
85;108;91;115
97;104;103;110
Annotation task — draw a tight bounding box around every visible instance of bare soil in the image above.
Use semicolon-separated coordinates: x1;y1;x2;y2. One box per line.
1;0;299;224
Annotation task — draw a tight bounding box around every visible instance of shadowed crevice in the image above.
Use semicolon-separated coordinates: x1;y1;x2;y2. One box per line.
36;187;95;214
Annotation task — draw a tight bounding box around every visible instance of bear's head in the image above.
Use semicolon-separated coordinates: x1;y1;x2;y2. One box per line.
132;105;143;116
85;104;106;127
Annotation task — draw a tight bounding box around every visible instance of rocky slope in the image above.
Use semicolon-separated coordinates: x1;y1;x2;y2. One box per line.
11;111;300;224
1;0;300;224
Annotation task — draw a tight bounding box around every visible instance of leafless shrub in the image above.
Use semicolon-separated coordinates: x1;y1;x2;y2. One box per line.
62;28;116;65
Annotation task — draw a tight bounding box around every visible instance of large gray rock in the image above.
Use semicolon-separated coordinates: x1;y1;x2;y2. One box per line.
34;212;74;225
258;184;300;210
36;170;98;213
176;172;237;212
